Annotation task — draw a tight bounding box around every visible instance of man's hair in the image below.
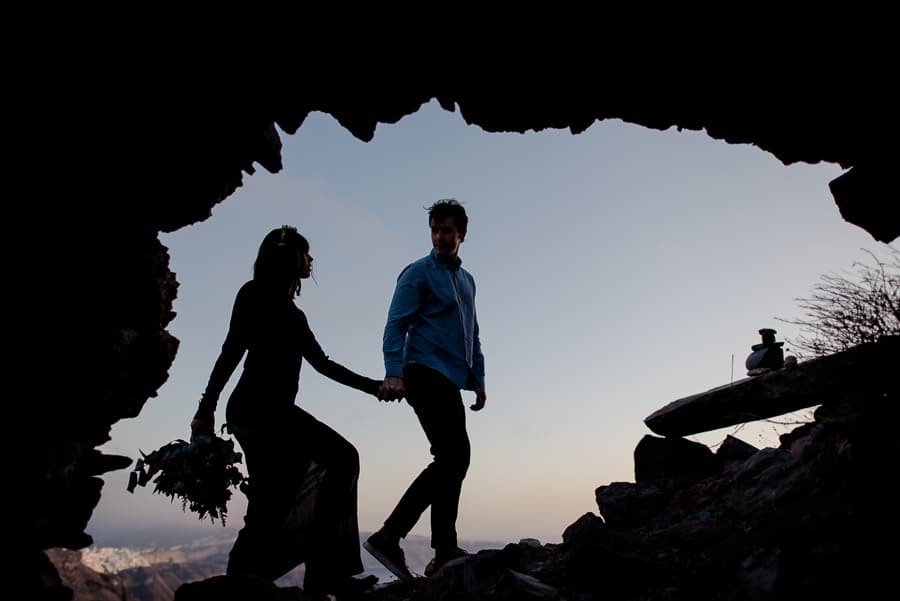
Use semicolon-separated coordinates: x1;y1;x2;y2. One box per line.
427;198;468;232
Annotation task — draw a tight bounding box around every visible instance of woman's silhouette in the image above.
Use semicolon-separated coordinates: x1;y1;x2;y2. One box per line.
191;225;379;598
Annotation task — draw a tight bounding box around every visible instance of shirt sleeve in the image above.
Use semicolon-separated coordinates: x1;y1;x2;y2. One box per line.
299;311;381;395
382;263;424;377
195;283;252;419
472;308;486;389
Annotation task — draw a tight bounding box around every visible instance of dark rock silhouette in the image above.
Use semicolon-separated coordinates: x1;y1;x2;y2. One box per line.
174;574;306;601
356;338;897;601
41;549;127;601
24;64;898;600
149;337;896;600
633;434;720;485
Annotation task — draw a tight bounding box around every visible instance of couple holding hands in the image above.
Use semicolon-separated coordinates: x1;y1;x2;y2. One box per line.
190;199;486;599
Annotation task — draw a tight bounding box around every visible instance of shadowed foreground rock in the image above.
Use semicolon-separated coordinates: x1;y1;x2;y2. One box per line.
176;338;898;600
37;549;128;601
174;574;307;601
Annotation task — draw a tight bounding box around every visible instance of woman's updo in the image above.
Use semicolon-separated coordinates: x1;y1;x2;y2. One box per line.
254;225;309;293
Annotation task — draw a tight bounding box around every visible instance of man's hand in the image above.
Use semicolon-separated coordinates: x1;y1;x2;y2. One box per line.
470;387;487;411
378;376;406;402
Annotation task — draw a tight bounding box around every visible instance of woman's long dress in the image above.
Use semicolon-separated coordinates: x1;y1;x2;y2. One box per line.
196;280;380;585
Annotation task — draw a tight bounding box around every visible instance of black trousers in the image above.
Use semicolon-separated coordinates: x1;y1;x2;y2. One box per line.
226;405;364;588
385;363;471;550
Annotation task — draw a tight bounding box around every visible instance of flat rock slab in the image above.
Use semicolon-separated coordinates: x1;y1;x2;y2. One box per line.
644;337;898;437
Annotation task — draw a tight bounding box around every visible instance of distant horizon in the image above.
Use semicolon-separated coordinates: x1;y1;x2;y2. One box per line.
85;522;513;551
76;527;510;591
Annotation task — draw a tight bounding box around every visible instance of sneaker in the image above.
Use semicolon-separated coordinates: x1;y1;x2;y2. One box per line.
363;534;415;582
424;547;470;577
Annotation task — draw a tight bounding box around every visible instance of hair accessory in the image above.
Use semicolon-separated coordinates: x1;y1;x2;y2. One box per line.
278;225;298;246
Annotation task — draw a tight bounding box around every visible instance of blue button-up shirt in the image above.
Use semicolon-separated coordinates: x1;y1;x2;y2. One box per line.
383;250;485;390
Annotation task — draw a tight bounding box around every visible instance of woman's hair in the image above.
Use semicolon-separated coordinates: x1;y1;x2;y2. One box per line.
254;225;309;295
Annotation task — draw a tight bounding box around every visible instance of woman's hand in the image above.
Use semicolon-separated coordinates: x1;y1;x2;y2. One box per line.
190;417;214;441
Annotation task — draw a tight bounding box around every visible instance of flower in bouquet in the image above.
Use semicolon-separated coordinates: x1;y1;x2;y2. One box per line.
127;432;246;526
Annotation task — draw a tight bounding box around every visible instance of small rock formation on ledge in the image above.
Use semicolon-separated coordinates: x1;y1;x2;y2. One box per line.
745;328;786;376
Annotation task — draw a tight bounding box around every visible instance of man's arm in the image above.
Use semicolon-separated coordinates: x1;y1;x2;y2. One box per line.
470;293;486;411
383;265;422;376
471;309;485;387
381;264;423;401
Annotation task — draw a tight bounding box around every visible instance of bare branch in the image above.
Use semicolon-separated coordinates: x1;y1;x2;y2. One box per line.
776;246;899;358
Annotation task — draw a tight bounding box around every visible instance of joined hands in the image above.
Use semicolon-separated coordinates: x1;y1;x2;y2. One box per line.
377;376;405;402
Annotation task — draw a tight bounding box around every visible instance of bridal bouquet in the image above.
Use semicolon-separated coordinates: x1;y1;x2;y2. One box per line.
127;433;246;526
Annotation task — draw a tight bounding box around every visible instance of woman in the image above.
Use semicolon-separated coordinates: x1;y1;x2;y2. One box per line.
190;225;380;599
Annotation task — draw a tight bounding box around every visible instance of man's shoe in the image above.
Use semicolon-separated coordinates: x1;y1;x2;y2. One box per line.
363;535;415;582
423;547;470;577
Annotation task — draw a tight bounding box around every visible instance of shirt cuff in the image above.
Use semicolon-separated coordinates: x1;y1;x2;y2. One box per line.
384;362;404;378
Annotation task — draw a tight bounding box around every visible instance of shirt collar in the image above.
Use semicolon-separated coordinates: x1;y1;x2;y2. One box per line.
430;249;462;270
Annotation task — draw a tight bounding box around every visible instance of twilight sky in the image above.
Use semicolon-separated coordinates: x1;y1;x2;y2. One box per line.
90;100;887;547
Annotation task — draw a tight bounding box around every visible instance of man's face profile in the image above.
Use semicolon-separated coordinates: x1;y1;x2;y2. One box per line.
431;216;465;259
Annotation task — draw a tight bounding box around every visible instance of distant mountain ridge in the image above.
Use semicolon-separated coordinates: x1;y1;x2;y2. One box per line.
85;523;243;550
49;533;507;601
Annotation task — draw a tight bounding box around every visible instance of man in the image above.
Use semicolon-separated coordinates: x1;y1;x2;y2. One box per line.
365;199;487;581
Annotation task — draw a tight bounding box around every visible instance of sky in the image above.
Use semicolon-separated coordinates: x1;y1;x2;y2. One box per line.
89;99;890;548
